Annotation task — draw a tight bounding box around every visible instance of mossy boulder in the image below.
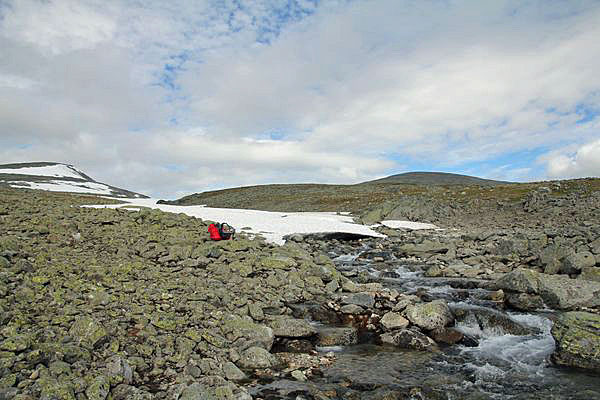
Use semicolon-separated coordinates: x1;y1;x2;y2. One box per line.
269;318;317;338
404;300;454;331
222;317;274;350
68;316;107;349
497;268;600;310
551;311;600;373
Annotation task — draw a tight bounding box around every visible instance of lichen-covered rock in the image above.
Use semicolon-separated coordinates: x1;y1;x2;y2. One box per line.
380;328;438;351
497;268;600;310
562;251;597;275
317;327;358;346
0;335;31;352
341;292;375;308
580;266;600;282
222;317;274;350
111;384;153;400
270;318;317;338
85;375;109;400
68;316;107;349
404;300;453;331
380;312;409;331
453;307;536;336
223;361;247;382
551;311;600;373
237;346;278;370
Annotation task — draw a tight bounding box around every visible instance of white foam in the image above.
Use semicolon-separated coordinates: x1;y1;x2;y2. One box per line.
86;198;388;245
0;164;85;179
315;345;344;352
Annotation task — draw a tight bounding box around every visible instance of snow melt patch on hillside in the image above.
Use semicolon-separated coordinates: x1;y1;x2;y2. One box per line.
7;180;115;195
88;198;386;245
381;220;439;230
0;164;86;179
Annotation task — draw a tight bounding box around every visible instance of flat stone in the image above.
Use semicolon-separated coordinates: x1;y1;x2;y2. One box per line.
270;318;317;338
341;292;375;308
317;327;358;346
380;312;409;331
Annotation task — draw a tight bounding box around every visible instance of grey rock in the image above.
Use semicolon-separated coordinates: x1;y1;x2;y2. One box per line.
506;292;545;311
580;266;600;282
222;317;274;350
404;300;454;331
85;376;109;400
380;312;409;331
223;361;247;382
238;346;278;370
453;307;537;336
561;251;596;275
317;327;358;346
112;384;153;400
341;292;375;308
380;328;437;351
551;311;600;373
180;383;214;400
497;268;600;310
68;316;107;349
105;356;133;385
339;304;364;314
270;318;317;338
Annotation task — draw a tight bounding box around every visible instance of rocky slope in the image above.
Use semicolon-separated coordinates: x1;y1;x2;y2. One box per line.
1;173;600;399
0;162;148;199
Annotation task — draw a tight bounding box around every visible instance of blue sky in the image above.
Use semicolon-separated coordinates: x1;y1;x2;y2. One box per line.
0;0;599;198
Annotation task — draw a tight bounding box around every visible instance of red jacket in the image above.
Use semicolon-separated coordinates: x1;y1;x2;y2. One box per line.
208;223;222;241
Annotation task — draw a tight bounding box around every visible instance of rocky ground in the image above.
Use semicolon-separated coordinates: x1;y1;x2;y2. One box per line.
1;180;600;399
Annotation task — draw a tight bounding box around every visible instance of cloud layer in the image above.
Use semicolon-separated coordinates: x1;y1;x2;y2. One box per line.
1;0;599;197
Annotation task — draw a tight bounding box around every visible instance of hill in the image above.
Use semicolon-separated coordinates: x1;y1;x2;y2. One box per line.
0;162;148;198
364;171;512;186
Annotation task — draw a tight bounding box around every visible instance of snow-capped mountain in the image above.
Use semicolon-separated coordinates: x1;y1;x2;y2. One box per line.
0;162;148;198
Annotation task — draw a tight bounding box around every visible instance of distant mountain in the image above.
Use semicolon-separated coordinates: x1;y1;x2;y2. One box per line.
0;162;148;198
363;171;513;186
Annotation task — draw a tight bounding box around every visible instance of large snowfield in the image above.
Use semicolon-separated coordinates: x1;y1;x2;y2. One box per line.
89;198;438;245
7;180;116;195
0;164;85;179
1;164;439;244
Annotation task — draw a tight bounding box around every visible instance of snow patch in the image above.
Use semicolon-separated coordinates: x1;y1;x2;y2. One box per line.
0;164;86;179
7;180;114;195
87;198;386;245
380;220;438;230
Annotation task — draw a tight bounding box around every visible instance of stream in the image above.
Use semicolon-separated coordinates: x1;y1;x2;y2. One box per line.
252;240;600;399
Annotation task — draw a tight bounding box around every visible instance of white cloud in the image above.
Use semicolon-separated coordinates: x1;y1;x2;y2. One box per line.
543;139;600;178
1;0;600;197
0;0;117;55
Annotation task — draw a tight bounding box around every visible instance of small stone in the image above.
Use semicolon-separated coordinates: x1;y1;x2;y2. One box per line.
270;318;317;338
380;312;409;331
69;316;107;349
291;370;307;382
339;304;364;314
237;346;278;370
0;335;30;352
223;361;246;382
85;376;110;400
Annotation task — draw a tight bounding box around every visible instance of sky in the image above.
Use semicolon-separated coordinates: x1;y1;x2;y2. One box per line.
1;0;599;198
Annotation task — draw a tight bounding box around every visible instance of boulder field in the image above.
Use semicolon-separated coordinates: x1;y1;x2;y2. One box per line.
1;184;600;399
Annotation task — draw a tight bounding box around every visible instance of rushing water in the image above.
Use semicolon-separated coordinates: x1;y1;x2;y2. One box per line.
251;242;600;399
317;244;600;399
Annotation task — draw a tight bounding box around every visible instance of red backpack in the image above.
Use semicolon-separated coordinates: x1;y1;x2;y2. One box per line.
208;223;222;240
